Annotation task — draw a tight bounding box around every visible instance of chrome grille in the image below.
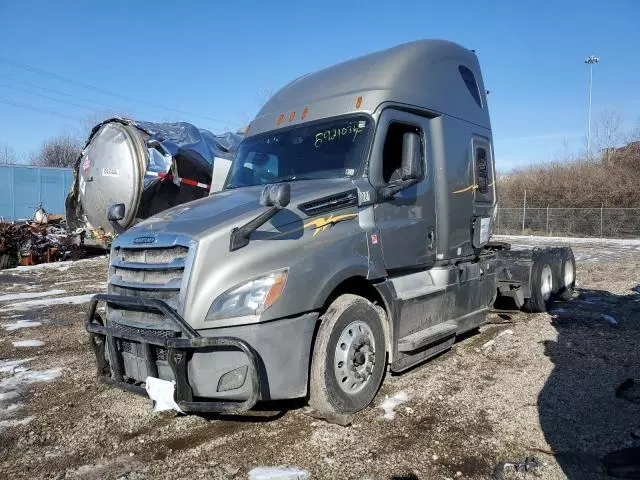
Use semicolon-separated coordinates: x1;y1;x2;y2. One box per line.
117;246;189;264
113;268;183;285
110;243;189;290
107;239;192;327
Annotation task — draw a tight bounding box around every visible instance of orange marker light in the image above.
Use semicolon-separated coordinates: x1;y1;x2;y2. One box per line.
277;113;285;125
264;272;287;309
289;111;296;122
301;107;309;120
355;96;363;109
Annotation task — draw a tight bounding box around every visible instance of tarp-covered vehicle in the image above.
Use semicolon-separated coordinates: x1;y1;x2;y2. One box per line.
65;118;242;246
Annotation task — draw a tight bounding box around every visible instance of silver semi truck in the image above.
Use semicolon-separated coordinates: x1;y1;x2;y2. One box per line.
85;40;576;414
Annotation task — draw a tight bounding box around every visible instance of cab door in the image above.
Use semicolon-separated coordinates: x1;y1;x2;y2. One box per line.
370;109;436;271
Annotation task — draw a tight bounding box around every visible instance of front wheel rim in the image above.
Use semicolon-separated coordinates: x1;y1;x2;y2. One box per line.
334;321;376;395
540;264;553;300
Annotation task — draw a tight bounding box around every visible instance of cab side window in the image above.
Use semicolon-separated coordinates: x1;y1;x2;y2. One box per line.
473;142;494;203
382;123;423;183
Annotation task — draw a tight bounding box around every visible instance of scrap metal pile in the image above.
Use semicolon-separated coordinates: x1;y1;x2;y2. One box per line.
65;117;242;246
0;208;88;269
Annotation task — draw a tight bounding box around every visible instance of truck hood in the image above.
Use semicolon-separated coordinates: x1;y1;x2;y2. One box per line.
128;178;356;239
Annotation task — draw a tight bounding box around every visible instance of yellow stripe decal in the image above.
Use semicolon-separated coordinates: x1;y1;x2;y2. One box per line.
304;213;358;236
453;184;479;194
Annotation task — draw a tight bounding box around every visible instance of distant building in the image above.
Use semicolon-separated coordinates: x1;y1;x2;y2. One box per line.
0;164;73;221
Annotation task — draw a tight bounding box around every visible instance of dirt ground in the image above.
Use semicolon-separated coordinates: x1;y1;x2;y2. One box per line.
0;237;639;480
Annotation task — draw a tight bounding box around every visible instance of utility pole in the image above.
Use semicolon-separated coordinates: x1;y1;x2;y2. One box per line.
585;55;600;160
522;188;526;235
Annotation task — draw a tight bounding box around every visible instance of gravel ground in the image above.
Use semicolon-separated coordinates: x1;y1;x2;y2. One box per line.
0;238;638;480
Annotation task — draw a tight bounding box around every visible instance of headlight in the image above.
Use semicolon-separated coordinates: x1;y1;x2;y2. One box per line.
206;269;288;321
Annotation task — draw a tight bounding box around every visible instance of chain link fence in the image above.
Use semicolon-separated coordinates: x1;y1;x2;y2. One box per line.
495;207;640;238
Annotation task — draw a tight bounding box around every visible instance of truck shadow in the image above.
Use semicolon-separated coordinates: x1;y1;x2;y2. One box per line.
194;398;307;423
538;287;640;479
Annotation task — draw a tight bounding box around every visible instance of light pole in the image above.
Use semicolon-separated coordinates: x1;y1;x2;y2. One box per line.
585;55;599;159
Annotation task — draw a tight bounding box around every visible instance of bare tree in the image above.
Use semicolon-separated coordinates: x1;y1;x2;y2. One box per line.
31;135;82;168
593;108;622;161
0;143;18;164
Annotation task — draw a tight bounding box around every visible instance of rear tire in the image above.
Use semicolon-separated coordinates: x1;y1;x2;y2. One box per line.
524;255;555;313
309;294;387;415
557;250;576;301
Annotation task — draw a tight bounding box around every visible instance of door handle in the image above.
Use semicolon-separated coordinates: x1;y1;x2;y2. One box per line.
428;228;435;250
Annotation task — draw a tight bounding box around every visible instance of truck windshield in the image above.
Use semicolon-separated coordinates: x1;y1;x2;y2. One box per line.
225;115;371;189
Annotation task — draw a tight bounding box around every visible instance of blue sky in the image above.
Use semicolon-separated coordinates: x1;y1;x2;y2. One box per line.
0;0;638;170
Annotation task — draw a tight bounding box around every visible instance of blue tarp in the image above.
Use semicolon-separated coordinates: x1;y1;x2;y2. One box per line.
0;165;73;221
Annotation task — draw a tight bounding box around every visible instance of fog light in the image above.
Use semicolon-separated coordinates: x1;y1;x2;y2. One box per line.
217;365;248;392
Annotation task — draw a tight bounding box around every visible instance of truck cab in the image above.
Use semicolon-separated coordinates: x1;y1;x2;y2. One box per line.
86;40;575;414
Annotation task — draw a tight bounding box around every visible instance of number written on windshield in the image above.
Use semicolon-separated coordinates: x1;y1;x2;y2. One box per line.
314;121;366;148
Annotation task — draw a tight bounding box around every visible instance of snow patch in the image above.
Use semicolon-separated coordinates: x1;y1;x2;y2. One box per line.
497;329;514;337
3;257;105;274
1;402;23;413
481;339;495;350
378;391;409;420
4;261;75;273
0;391;19;402
0;359;62;399
1;293;96;311
3;320;43;331
0;289;66;302
494;235;640;247
0;358;35;374
0;416;33;429
248;466;311;480
12;340;44;348
0;362;62;429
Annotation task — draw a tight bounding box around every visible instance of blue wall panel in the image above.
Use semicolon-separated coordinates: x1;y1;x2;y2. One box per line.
0;165;73;221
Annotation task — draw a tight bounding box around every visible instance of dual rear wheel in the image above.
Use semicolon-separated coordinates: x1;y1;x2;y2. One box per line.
524;248;576;312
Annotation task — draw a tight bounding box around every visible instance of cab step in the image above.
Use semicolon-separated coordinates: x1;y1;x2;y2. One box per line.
398;321;457;353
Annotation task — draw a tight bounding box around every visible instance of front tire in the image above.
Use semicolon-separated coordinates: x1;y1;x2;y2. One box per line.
309;294;387;415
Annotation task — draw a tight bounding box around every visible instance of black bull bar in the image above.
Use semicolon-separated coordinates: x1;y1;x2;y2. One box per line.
85;294;261;413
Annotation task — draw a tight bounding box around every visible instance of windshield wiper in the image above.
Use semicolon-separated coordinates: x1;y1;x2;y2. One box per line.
277;175;313;183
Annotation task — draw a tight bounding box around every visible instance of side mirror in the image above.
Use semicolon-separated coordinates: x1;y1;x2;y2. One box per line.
260;183;291;209
401;132;422;181
230;183;292;251
107;203;126;234
107;203;125;221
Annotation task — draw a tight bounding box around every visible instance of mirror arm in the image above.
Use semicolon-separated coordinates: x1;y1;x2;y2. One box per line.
377;178;419;202
229;206;280;252
108;219;127;235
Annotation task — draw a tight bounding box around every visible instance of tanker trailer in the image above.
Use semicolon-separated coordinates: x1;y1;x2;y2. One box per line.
65;118;242;246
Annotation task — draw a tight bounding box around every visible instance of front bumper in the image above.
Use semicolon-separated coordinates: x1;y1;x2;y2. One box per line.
85;294;261;413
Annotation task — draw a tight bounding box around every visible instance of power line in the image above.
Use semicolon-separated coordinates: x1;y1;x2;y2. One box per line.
0;56;239;126
0;75;126;112
0;82;110;112
0;98;83;122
